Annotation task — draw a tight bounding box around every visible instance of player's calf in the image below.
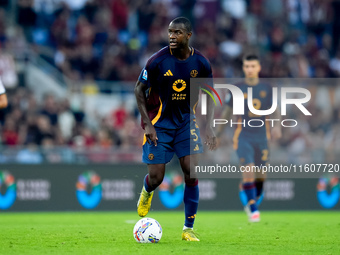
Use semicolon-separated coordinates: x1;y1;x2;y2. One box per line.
243;182;261;222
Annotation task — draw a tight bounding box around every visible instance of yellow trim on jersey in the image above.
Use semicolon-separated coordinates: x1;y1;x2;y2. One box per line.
143;134;147;145
233;118;243;150
142;97;163;146
170;47;173;55
265;117;271;140
151;97;162;125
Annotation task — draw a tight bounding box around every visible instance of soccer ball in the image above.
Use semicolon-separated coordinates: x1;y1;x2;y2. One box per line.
133;218;162;243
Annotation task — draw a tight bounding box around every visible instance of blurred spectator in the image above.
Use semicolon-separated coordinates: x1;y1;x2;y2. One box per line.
0;0;8;9
96;128;112;148
41;137;62;163
0;48;18;88
17;0;37;42
329;50;340;76
16;143;43;163
2;117;19;145
40;94;58;126
112;102;128;130
58;99;75;142
35;115;55;145
112;0;128;30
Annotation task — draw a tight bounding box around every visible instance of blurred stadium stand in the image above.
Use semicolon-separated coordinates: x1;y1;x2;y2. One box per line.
0;0;338;163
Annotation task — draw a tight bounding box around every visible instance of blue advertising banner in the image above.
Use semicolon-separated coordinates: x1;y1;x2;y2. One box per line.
0;164;338;212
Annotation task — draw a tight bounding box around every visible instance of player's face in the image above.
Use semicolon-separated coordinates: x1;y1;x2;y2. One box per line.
168;23;192;49
243;60;261;78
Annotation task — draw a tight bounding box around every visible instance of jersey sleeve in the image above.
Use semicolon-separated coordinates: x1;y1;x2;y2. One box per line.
138;58;157;88
0;79;6;94
202;58;213;78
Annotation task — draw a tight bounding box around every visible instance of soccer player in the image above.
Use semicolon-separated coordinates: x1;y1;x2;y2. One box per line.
134;17;216;241
216;55;281;222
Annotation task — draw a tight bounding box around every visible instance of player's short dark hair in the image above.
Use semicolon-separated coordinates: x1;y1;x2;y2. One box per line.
170;17;192;32
243;54;260;62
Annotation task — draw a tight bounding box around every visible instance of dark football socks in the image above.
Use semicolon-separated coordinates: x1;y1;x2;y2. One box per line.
184;180;199;228
243;182;258;212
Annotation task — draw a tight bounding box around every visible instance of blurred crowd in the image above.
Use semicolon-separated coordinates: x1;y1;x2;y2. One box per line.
1;87;141;146
0;87;143;162
0;0;338;163
13;0;340;81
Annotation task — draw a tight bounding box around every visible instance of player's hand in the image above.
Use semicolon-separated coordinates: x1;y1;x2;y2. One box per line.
271;126;282;140
205;126;217;151
145;124;158;146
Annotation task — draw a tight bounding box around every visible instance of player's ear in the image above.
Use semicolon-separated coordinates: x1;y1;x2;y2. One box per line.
187;32;192;40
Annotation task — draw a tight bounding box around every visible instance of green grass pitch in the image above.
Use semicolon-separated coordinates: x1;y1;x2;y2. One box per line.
0;211;339;254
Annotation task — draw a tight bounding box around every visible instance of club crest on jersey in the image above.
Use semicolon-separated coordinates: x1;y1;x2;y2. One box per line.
142;70;148;80
260;91;267;98
148;153;154;160
190;70;198;77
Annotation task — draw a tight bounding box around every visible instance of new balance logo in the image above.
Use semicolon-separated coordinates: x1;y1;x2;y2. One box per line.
194;145;199;151
164;70;173;76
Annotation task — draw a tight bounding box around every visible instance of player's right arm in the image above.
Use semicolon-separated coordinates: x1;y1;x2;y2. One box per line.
134;80;158;146
216;91;233;138
215;104;232;138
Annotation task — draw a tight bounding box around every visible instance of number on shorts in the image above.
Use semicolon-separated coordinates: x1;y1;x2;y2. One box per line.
261;149;269;161
191;129;198;141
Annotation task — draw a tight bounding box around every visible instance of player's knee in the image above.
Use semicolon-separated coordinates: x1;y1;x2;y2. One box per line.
184;177;198;186
255;178;266;182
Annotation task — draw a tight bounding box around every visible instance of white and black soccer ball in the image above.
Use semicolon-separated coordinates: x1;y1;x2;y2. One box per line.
133;218;162;243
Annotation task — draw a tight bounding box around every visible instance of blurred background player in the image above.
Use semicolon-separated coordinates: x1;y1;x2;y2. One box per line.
216;54;281;222
0;77;8;109
135;17;216;241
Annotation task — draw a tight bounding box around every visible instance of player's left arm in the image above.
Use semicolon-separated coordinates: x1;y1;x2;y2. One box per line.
203;61;216;151
205;90;217;150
